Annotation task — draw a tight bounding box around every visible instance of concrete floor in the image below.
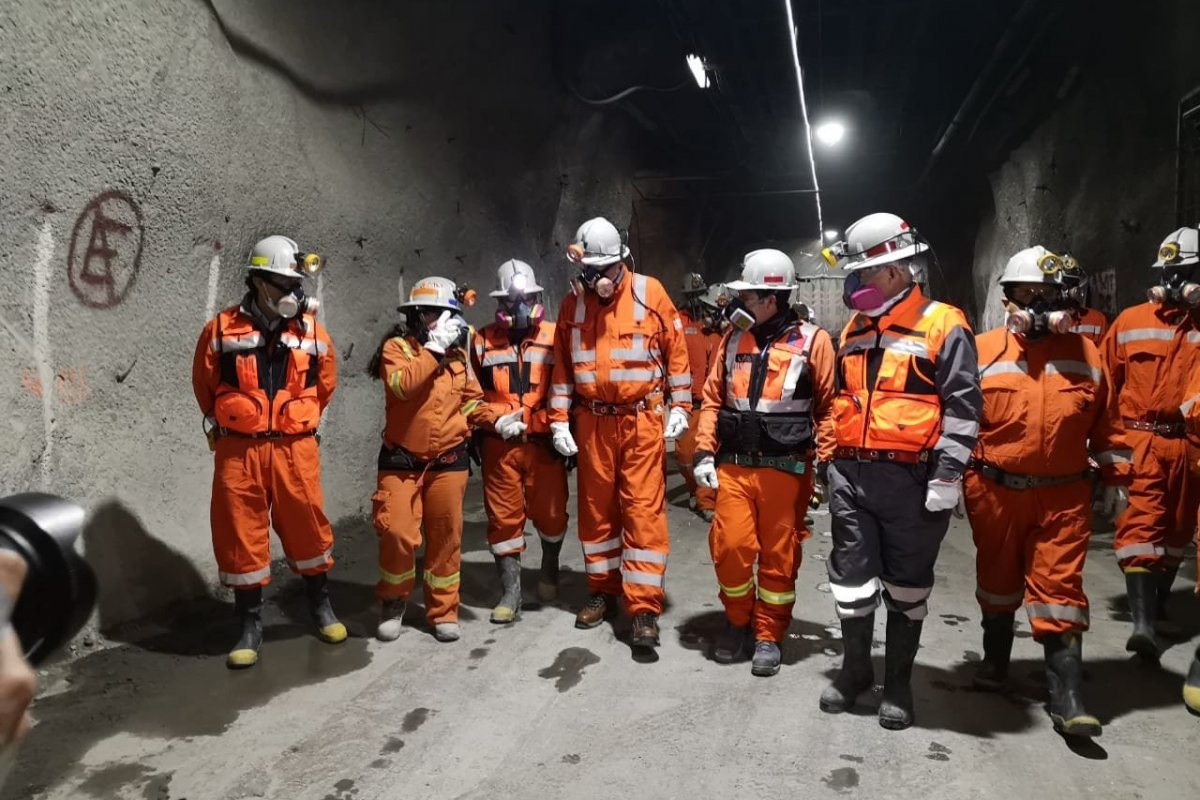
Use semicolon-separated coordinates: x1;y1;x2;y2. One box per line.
9;471;1200;800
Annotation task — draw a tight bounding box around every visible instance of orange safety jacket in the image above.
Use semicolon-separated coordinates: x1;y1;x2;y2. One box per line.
549;270;692;419
680;307;722;402
974;328;1132;483
832;285;982;480
1070;306;1108;345
192;297;336;435
696;316;836;458
1103;302;1200;426
470;320;556;435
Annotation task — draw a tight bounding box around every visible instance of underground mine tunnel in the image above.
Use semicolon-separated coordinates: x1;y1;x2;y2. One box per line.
2;0;1200;798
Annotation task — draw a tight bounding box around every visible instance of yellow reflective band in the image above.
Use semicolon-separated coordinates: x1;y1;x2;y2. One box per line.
720;578;755;599
250;256;270;266
380;566;416;585
396;338;416;360
461;399;482;416
757;586;797;605
387;370;407;400
424;570;461;589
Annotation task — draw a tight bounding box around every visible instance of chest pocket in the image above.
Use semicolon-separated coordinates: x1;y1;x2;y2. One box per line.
1122;338;1168;402
1048;375;1097;447
277;344;320;433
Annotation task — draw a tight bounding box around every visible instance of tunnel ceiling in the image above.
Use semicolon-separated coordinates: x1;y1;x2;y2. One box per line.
556;0;1065;240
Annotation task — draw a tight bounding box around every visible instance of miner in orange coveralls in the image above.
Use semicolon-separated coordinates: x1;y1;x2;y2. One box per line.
367;276;487;644
1103;224;1200;664
470;259;569;623
192;235;345;670
1057;253;1109;345
673;272;723;522
692;249;835;677
548;216;692;650
966;245;1131;739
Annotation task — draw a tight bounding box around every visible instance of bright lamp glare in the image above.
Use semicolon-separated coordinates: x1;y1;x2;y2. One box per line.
685;54;708;89
824;229;839;240
815;121;845;146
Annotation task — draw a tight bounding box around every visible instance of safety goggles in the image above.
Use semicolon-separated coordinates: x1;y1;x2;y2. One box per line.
1008;284;1064;304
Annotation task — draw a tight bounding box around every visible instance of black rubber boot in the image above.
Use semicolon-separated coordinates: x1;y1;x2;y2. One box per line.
537;538;563;603
1044;632;1102;738
1124;571;1159;658
973;612;1015;690
878;611;923;731
819;613;875;713
1155;568;1182;638
227;586;264;670
303;573;347;644
491;554;523;624
1184;645;1200;715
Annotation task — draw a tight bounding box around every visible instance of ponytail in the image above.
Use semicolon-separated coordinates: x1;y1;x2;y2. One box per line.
366;324;407;379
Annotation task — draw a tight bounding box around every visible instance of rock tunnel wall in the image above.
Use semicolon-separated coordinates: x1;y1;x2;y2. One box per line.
0;0;648;626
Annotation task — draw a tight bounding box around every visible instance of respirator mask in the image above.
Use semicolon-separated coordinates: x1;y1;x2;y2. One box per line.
263;278;318;319
566;243;622;299
496;295;545;330
721;297;756;332
1003;286;1072;338
1147;265;1200;307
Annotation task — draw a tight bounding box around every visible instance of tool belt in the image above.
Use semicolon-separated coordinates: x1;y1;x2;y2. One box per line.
968;459;1090;490
378;442;469;473
1123;416;1187;438
834;447;929;465
579;392;661;417
719;452;808;475
219;428;317;441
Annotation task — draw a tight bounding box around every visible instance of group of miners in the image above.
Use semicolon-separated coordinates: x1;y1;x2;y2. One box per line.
191;211;1200;739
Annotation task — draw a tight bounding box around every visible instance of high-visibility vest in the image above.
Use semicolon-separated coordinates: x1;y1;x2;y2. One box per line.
208;303;331;435
832;287;958;452
716;321;819;455
472;321;556;434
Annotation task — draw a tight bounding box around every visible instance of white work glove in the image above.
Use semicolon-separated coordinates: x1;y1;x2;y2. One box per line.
925;478;964;517
550;421;578;456
495;410;527;440
1099;484;1129;520
424;310;465;355
664;406;689;440
694;456;719;489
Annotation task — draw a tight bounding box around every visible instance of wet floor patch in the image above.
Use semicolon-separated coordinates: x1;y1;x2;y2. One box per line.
324;777;359;800
381;737;406;754
821;766;860;792
838;754;864;763
926;742;952;761
561;753;582;764
537;647;601;692
402;707;432;733
469;647;489;660
78;762;160;799
370;758;391;769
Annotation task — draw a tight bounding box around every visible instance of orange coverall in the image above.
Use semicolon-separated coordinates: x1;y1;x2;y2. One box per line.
967;329;1131;637
549;271;692;615
192;301;337;588
673;307;722;513
470;321;569;556
372;335;485;625
1102;302;1200;577
695;318;835;642
1070;306;1108;346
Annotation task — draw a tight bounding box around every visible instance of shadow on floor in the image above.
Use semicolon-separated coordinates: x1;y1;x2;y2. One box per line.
674;610;841;666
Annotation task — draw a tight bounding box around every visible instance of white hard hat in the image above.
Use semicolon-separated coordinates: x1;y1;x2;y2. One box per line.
829;212;929;271
681;272;707;294
1152;226;1200;268
571;217;630;267
491;259;544;297
999;246;1067;285
247;235;321;279
399;276;463;312
726;249;797;291
701;283;726;309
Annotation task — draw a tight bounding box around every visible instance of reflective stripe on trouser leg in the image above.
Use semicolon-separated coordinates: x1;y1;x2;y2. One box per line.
616;412;670;615
373;472;423;600
574;412;624;597
481;436;529;556
418;469;469;624
1024;480;1093;637
826;460;885;619
211;437;273;588
882;581;932;621
752;465;810;642
270;436;336;577
830;579;881;619
709;463;760;628
1114;432;1200;572
524;440;569;543
965;471;1028;614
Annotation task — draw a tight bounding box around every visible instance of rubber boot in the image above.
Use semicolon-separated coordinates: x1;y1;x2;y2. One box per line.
1124;570;1158;658
1043;632;1102;738
713;622;752;664
1154;568;1183;639
537;537;562;603
226;586;263;670
820;613;875;713
491;554;523;624
973;612;1015;690
878;611;923;731
1184;645;1200;715
304;573;347;644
